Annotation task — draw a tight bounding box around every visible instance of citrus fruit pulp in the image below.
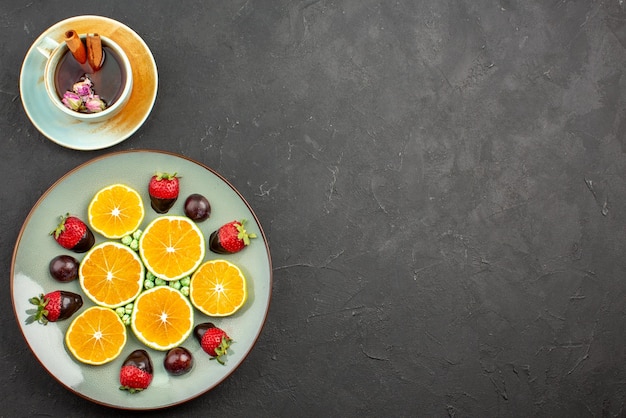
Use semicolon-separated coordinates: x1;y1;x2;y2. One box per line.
130;286;195;351
88;184;145;239
138;215;205;281
65;306;127;365
79;241;144;308
189;259;247;317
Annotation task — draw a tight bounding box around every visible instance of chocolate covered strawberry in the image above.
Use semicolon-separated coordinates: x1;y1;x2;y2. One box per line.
194;323;232;365
209;219;257;254
50;214;95;253
27;291;83;325
148;172;179;213
119;349;153;393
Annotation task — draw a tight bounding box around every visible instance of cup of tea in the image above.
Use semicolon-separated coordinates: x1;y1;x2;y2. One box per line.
36;31;133;122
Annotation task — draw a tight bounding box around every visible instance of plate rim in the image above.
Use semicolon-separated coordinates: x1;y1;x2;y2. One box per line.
19;15;159;151
10;149;273;410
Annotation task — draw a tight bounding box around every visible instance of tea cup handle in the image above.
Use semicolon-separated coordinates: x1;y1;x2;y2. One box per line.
36;36;60;59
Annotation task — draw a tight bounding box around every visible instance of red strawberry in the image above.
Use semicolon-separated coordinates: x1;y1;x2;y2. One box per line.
209;219;257;254
193;323;232;365
148;172;180;213
27;291;83;325
119;350;153;393
50;214;95;253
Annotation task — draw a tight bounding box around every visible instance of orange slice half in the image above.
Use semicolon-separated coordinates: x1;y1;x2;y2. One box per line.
65;306;127;365
130;286;194;351
138;215;205;281
88;184;145;239
79;241;144;308
189;259;247;317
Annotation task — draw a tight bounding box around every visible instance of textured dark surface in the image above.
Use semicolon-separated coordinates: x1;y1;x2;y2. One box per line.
2;1;626;416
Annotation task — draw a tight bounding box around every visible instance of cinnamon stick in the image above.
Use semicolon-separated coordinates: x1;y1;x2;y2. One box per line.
86;33;103;71
64;30;87;64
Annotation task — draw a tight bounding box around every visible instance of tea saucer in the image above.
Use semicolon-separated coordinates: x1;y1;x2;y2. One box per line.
19;16;158;150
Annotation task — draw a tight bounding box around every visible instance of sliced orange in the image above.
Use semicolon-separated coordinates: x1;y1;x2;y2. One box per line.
88;184;145;239
189;259;247;317
130;286;194;351
79;241;144;308
138;215;205;281
65;306;127;365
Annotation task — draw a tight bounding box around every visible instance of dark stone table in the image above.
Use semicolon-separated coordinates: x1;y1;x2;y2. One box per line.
2;1;626;416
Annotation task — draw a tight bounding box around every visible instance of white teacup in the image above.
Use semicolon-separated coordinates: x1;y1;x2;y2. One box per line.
36;33;133;123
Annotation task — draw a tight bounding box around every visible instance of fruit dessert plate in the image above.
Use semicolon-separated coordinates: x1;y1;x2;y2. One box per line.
10;150;272;410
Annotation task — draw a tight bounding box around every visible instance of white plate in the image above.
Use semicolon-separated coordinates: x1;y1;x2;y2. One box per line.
11;150;272;410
